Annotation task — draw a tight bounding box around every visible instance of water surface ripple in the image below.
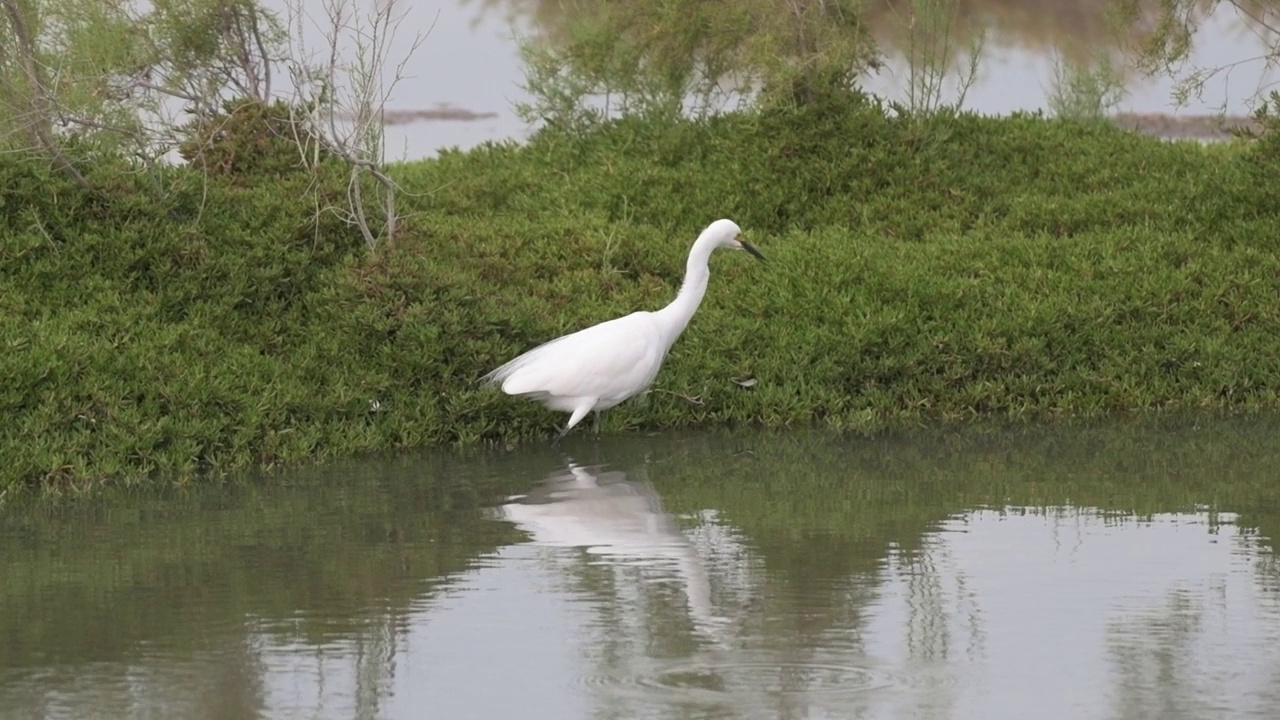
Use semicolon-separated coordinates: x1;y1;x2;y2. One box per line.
3;421;1280;719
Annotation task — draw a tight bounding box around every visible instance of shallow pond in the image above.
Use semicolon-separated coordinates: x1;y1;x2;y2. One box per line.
3;421;1280;719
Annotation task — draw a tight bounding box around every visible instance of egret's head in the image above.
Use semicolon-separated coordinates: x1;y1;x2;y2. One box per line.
704;218;765;261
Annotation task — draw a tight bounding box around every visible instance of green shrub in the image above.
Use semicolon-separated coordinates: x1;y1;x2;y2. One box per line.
178;99;333;180
5;98;1280;493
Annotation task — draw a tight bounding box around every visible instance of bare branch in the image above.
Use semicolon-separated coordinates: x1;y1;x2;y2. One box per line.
130;78;203;104
348;167;376;247
1225;0;1280;40
251;4;273;98
281;0;429;248
1;0;91;188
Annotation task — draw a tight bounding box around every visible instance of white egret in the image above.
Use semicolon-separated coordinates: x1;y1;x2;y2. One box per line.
483;218;765;442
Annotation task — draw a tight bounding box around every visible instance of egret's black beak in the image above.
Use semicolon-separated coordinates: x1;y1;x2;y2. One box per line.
740;239;766;262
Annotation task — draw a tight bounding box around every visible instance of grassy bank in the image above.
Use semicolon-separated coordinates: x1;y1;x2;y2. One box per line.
5;93;1280;492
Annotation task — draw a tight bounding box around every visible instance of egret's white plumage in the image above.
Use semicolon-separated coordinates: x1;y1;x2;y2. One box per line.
483;219;764;441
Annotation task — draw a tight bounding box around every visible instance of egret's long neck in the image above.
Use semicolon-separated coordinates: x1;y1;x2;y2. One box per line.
654;237;714;348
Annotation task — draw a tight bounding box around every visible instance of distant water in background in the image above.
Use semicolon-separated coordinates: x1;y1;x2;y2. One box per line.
261;0;1275;159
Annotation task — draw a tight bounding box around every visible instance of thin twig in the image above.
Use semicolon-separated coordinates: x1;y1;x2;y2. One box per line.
650;389;705;405
349;167;376;246
1;0;91;189
281;0;427;248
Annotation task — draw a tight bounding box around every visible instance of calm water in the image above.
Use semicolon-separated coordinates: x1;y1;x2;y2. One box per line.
3;421;1280;719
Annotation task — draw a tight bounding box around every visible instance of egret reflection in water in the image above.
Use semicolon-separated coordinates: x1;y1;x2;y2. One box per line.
6;427;1280;720
495;458;731;642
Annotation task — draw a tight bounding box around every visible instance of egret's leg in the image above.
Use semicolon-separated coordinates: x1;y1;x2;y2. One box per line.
554;401;595;446
592;411;602;438
552;425;572;447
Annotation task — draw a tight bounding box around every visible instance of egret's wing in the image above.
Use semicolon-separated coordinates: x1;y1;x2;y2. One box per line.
484;312;663;401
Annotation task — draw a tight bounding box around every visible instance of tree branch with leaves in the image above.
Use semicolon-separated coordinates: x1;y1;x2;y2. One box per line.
0;0;91;188
1114;0;1280;112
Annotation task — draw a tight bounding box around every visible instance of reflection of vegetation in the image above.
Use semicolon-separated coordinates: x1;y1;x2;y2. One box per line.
1255;549;1280;706
1107;588;1208;720
3;420;1279;716
640;419;1280;561
0;456;527;671
582;418;1280;671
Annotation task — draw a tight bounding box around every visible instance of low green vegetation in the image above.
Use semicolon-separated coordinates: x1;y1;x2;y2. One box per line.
4;91;1280;493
